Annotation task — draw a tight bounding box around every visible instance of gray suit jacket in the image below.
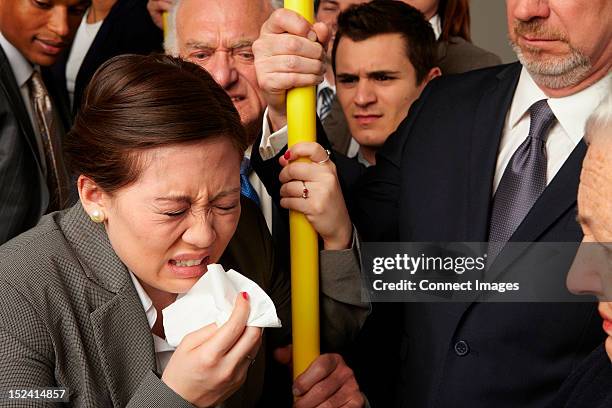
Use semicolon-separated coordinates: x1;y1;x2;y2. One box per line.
0;200;367;407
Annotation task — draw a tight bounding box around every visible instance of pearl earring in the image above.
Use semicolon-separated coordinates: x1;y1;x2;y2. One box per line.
90;209;106;223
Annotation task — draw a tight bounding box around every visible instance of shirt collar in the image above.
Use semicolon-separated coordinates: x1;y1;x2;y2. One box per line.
128;272;157;328
429;14;442;41
0;31;34;88
317;76;336;94
509;67;611;145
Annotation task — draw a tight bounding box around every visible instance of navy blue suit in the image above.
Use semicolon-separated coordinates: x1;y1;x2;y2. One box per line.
353;63;603;407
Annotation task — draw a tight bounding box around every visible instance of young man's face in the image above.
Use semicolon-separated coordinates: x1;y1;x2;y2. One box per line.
0;0;89;66
335;33;436;156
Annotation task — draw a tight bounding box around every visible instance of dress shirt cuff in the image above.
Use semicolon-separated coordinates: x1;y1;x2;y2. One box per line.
259;107;289;161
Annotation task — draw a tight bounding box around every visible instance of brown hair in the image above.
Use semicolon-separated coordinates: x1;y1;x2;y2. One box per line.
331;0;437;85
66;54;247;194
439;0;471;42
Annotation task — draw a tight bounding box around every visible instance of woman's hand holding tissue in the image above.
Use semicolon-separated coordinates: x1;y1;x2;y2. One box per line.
279;142;353;250
292;353;365;408
161;292;262;408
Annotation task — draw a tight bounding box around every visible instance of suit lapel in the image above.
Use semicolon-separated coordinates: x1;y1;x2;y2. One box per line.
61;204;157;407
0;48;44;174
511;141;585;242
466;63;522;241
486;140;586;280
90;284;157;407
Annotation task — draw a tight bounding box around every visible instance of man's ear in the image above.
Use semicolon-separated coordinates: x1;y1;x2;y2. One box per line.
77;175;109;221
425;66;442;83
416;66;442;94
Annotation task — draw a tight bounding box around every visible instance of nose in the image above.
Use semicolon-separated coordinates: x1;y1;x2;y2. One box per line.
354;79;376;108
207;52;238;90
182;210;216;249
567;236;605;297
47;6;70;38
510;0;551;22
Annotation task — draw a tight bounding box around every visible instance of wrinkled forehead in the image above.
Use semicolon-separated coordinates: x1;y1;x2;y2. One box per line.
177;0;270;42
579;141;612;219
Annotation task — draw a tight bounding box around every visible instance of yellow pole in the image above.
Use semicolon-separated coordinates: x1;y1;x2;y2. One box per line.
284;0;320;379
162;12;168;38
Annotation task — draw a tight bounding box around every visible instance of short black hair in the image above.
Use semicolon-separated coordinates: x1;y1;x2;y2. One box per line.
331;0;438;85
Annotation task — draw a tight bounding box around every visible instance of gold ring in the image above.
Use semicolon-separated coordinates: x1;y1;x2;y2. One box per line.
317;149;331;165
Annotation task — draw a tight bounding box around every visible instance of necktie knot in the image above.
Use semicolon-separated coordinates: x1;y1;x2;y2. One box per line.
28;71;46;99
240;157;260;206
528;99;556;142
240;157;251;176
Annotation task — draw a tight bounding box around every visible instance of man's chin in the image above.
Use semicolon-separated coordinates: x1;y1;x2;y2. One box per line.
27;51;62;67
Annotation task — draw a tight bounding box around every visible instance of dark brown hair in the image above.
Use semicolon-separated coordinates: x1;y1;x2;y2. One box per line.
331;0;437;85
439;0;471;42
66;54;247;194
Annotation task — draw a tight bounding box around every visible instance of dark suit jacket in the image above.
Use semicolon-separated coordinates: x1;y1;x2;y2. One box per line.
353;62;603;407
50;0;163;118
0;46;71;246
548;344;612;408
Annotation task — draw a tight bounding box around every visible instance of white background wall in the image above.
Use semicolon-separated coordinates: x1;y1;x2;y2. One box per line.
470;0;517;64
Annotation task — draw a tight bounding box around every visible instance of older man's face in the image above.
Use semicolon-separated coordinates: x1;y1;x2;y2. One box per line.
567;130;612;361
506;0;612;90
176;0;271;141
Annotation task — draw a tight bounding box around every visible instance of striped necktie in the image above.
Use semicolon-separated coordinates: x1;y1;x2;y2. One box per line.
28;70;70;212
318;86;334;121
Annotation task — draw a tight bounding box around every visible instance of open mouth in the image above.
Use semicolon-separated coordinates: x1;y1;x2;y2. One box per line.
168;256;210;278
170;258;206;267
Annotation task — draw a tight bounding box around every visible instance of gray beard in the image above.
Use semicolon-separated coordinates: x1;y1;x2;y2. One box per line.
510;40;592;89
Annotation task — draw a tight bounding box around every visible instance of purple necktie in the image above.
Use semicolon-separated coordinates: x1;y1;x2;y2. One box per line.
488;99;557;249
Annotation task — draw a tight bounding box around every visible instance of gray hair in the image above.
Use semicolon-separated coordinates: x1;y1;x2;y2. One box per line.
164;0;283;56
584;89;612;145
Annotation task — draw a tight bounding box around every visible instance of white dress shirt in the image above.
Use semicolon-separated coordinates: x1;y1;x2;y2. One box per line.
129;272;175;373
66;10;103;106
0;32;48;174
429;14;442;40
493;68;611;193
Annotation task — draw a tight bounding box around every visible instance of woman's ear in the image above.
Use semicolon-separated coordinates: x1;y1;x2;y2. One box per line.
78;175;109;223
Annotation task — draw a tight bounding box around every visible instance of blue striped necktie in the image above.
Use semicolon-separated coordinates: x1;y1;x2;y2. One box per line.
240;157;260;207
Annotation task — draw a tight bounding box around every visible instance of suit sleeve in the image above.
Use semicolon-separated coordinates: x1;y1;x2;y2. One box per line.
0;279;60;407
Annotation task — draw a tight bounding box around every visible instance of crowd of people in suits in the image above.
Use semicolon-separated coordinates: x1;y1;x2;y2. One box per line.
0;0;611;406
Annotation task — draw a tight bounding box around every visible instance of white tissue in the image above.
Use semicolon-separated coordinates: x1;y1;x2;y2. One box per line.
163;264;282;347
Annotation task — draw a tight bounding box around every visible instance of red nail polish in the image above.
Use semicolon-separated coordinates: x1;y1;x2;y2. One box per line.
242;291;249;300
284;150;291;160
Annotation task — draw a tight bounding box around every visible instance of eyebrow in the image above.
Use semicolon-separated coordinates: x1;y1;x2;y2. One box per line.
154;188;241;204
184;39;254;51
337;70;400;79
